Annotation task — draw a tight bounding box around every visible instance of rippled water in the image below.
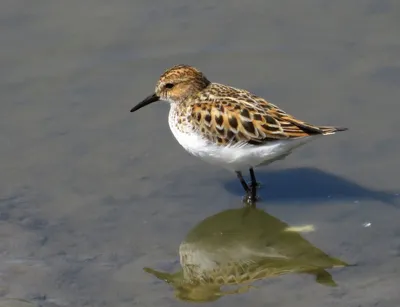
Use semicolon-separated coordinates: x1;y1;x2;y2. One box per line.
1;1;400;306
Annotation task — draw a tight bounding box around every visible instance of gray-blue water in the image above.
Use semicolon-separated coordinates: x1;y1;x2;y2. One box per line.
1;1;400;306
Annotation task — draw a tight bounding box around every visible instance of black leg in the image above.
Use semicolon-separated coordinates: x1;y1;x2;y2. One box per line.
249;168;257;203
249;168;257;188
235;171;250;193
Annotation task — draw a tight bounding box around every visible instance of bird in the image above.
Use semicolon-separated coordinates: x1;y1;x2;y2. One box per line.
130;64;348;205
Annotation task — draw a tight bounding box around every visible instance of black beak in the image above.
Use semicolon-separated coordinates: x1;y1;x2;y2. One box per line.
130;93;160;113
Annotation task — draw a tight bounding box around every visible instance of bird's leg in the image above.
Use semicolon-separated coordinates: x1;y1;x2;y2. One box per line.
249;167;262;189
236;171;257;206
235;171;250;193
249;168;258;204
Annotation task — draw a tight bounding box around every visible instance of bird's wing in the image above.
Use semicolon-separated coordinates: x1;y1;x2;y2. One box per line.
189;84;344;146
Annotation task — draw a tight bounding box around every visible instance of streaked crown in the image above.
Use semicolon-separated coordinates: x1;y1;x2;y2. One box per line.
155;64;211;103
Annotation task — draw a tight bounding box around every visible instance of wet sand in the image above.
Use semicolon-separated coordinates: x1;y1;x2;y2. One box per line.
1;1;400;306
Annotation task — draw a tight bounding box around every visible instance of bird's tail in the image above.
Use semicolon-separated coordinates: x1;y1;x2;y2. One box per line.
319;126;348;135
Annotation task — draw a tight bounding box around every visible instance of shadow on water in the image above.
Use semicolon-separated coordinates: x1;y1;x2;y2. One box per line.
223;167;398;205
144;206;349;303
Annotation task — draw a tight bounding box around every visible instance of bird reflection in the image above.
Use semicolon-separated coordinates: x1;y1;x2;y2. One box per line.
144;206;348;302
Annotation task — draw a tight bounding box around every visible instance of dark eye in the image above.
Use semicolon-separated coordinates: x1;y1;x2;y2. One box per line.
165;83;174;89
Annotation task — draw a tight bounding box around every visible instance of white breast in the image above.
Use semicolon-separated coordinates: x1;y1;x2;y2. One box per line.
168;106;315;172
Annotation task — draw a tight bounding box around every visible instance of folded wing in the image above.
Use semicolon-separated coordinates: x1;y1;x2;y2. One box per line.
189;86;347;146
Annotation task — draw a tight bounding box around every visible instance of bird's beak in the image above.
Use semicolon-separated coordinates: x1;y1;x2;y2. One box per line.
130;93;160;113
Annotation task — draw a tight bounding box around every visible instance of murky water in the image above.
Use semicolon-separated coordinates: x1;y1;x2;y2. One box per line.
1;1;400;306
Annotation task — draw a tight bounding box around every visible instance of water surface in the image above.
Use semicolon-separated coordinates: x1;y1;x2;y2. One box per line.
1;1;400;306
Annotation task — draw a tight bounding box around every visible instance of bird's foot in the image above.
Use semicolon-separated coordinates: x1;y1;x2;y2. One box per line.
242;193;260;207
248;181;263;189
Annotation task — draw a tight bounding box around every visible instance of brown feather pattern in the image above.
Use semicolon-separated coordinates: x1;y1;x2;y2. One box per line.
150;64;347;147
188;83;347;146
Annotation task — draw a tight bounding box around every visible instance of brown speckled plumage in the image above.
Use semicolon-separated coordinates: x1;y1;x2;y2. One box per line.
154;64;347;147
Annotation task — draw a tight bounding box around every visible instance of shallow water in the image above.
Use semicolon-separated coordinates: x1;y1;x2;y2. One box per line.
1;1;400;306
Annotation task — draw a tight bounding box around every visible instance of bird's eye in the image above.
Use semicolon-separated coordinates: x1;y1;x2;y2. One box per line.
165;83;174;89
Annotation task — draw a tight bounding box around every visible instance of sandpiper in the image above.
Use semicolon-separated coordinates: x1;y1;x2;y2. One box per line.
130;65;347;204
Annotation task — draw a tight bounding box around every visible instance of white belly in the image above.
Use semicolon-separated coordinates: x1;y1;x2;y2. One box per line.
168;109;315;172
